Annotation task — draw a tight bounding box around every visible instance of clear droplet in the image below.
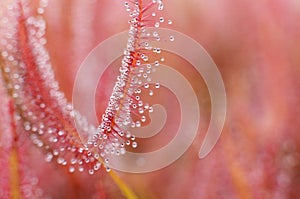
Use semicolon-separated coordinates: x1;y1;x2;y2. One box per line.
170;36;175;41
149;90;154;96
149;106;154;113
106;167;111;172
132;142;138;148
131;122;136;128
58;130;64;136
89;169;94;175
136;121;141;127
79;166;84;172
37;8;44;14
138;108;144;114
45;153;53;162
158;3;164;10
69;166;75;173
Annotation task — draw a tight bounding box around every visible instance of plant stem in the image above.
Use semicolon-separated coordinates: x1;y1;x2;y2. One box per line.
108;170;138;199
9;100;21;199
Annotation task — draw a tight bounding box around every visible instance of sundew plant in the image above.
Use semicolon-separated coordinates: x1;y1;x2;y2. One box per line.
0;0;173;198
1;0;299;199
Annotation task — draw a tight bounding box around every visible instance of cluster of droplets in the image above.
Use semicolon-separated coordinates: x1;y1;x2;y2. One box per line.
0;1;112;174
87;0;175;168
0;0;174;175
18;152;48;199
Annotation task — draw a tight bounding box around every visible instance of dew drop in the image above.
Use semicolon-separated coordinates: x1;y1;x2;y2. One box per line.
8;55;14;61
69;166;75;173
1;51;8;58
94;162;101;170
79;166;84;172
106;167;111;172
144;103;149;109
53;150;59;156
71;158;77;165
58;130;65;136
38;129;44;135
138;108;144;114
78;159;83;165
131;122;136;128
136;89;142;94
142;55;148;61
136;60;141;66
120;148;126;154
132;142;138;148
138;101;143;107
37;8;44;14
40;103;46;109
89;169;94;175
141;116;146;122
45;153;53;162
158;3;164;10
144;83;150;89
149;106;154;113
149;90;154;96
57;157;64;164
131;135;136;140
170;36;175;41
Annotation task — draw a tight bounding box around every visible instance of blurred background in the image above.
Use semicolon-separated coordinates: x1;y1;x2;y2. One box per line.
3;0;300;198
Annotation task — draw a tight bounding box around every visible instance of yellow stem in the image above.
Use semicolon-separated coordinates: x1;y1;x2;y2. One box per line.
225;135;253;199
9;146;21;199
7;99;21;199
108;170;138;199
96;156;138;199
